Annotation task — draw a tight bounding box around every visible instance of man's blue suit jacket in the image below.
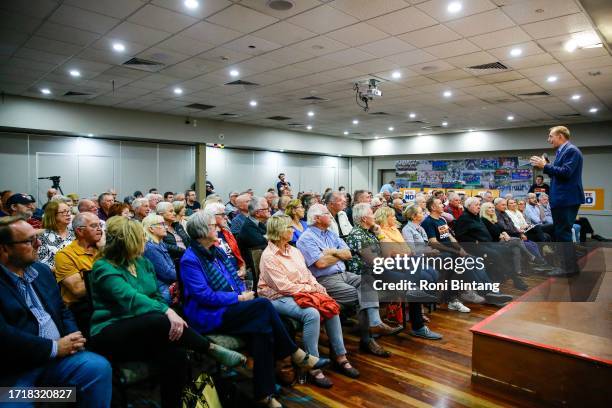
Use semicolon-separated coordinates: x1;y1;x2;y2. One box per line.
543;142;585;208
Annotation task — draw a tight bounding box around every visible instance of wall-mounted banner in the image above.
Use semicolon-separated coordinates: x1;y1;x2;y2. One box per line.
581;189;605;210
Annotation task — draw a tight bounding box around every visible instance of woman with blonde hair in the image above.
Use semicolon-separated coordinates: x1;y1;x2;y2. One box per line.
285;199;307;245
38;201;75;269
172;200;188;229
89;216;246;408
142;213;176;304
157;201;191;269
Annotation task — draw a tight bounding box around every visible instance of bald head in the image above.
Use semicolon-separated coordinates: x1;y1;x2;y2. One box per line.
78;199;97;214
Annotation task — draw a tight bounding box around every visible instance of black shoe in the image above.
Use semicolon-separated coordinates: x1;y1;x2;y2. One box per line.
484;292;513;305
308;370;333;388
513;278;528;291
547;268;579;277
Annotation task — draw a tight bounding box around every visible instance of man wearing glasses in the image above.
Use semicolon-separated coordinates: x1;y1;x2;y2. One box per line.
237;197;271;273
0;216;112;406
54;212;104;336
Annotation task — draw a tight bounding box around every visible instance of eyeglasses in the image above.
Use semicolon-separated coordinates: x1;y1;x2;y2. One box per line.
215;212;226;216
57;210;71;215
6;236;40;246
78;223;102;229
153;223;167;229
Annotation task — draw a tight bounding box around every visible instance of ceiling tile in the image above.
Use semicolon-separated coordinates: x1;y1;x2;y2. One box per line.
488;41;544;61
137;47;191;66
182;21;243;45
252;22;316;46
424;39;480;58
445;51;496;68
480;71;524;84
152;0;232;19
325;48;377;66
357;37;415;58
501;0;581;25
386;49;437;66
0;10;43;34
397;24;461;48
328;0;410;20
23;36;82;57
106;22;171;46
206;5;278;34
416;0;497;22
287;5;359;35
468;26;532;49
327;23;389;47
36;21;101;47
239;0;321;19
521;13;591;39
446;9;515;37
198;46;252;64
503;53;557;70
222;35;282;56
49;5;120;34
263;47;314;65
128;5;198;33
1;0;59;18
411;59;455;75
157;35;216;56
292;36;349;56
351;58;400;74
64;0;144;19
368;7;437;35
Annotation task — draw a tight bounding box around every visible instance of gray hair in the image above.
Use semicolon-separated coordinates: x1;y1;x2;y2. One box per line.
186;210;215;241
539;193;549;199
77;199;94;212
72;212;91;230
51;194;71;204
352;202;372;225
306;203;327;226
204;202;225;214
172;200;185;214
493;197;506;205
447;192;460;201
132;197;149;210
156;201;173;214
403;204;421;221
464;197;480;210
248;196;266;216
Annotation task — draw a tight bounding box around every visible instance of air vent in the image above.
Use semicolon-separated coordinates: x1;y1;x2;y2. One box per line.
559;113;582;117
267;116;292;121
517;91;550;97
465;61;508;75
300;96;328;101
219;113;239;117
287;123;304;128
406;120;428;124
185;103;215;111
64;91;92;96
122;57;165;72
426;125;443;129
225;80;259;86
369;111;389;115
267;0;294;10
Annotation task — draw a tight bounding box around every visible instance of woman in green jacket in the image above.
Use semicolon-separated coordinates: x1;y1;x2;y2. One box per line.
88;216;245;408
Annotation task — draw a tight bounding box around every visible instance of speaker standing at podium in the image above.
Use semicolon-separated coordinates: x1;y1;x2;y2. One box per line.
530;126;584;276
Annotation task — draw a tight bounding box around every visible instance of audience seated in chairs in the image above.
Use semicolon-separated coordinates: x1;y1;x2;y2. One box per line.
97;193;114;222
179;211;328;408
237;196;270;273
5;193;42;229
229;193;251;236
157;201;191;271
259;214;360;388
204;202;246;278
0;216;112;407
38;201;75;271
325;191;352;239
107;202;131;218
172;200;188;229
284;199;307;246
54;212;104;336
88;216;245;408
506;198;550;243
142;214;177;305
131;198;150;222
296;204;400;358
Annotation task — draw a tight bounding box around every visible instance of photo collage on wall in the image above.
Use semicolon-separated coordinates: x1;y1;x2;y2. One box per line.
395;156;533;198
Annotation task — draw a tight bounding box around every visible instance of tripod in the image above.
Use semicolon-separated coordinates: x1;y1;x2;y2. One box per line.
38;176;64;195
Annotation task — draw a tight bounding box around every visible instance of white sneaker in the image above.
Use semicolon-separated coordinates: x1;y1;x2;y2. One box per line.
460;290;485;304
448;299;470;313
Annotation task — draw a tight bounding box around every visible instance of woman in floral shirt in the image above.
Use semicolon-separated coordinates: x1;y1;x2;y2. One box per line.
38;201;75;270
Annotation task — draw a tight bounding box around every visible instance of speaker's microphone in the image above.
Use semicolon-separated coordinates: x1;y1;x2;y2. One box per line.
542;152;550;163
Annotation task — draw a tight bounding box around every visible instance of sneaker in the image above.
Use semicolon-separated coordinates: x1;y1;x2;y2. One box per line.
459;290;485;304
208;343;247;368
410;325;443;340
447;299;470;313
484;292;513;306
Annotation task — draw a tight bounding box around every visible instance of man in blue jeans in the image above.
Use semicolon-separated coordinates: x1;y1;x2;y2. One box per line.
0;216;111;407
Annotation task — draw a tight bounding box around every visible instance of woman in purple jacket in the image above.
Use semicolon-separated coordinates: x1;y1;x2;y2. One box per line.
180;211;329;408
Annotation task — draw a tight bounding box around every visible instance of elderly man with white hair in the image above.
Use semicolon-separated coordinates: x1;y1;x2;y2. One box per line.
296;204;400;358
326;191;352;239
131;197;150;222
237;196;270;273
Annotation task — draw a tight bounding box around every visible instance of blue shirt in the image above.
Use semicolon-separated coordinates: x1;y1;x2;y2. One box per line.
290;220;308;245
524;203;543;225
6;266;61;357
296;226;348;278
380;183;395;194
143;240;176;304
230;213;247;236
542;203;553;224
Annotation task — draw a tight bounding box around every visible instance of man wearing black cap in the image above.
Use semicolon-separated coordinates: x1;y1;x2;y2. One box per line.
6;193;42;229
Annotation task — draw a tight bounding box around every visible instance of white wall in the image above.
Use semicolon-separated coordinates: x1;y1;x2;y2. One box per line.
206;147;349;201
0;95;363;157
0;132;195;202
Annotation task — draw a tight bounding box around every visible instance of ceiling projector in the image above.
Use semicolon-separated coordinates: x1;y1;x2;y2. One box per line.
354;79;382;111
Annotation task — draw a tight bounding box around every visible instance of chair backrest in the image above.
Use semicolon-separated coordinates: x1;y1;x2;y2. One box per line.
250;249;263;290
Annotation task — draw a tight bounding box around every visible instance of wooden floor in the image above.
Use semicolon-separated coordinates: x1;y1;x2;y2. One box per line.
279;274;552;408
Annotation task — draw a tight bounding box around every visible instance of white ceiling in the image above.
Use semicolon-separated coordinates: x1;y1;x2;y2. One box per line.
1;0;611;139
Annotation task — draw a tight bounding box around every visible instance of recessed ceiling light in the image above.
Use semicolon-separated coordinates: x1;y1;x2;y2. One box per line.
442;121;448;126
87;133;94;137
409;112;416;118
564;39;578;53
417;132;423;136
507;115;514;121
229;69;239;77
112;42;125;52
352;119;359;125
391;71;401;79
510;48;523;57
547;75;558;83
343;131;349;135
173;87;183;95
374;136;379;139
280;149;284;152
443;90;452;97
589;107;598;113
571;94;581;100
184;0;199;10
307;111;314;117
249;100;257;107
41;88;51;95
468;129;474;132
69;69;81;77
306;125;312;130
388;126;394;131
447;1;462;13
337;154;342;157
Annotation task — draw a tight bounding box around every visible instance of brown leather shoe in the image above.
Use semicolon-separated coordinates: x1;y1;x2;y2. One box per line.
359;339;391;357
370;322;403;337
308;369;333;388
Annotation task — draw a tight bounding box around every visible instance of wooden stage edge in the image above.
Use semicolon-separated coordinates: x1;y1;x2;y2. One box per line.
470;248;612;407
